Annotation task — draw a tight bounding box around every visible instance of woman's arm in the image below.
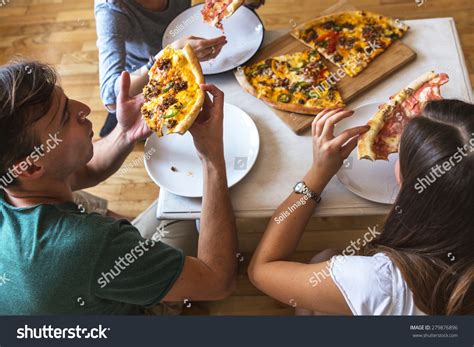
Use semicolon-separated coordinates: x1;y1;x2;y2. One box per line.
248;109;369;314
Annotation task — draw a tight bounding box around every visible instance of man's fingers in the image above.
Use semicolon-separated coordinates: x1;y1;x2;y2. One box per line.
195;94;213;124
332;125;370;148
117;71;131;103
321;109;355;139
200;84;224;110
135;93;145;105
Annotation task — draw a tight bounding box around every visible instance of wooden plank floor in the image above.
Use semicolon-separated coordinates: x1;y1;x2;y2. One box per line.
1;0;472;315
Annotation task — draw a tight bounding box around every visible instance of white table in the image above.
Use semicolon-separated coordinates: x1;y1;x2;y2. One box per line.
156;18;473;220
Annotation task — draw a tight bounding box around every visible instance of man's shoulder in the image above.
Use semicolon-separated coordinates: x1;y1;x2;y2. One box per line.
48;206;132;242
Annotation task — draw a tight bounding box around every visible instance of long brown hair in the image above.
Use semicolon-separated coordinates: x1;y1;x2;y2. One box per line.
361;99;474;315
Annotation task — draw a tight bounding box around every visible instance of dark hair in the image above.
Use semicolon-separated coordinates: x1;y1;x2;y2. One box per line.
0;60;57;186
361;99;474;315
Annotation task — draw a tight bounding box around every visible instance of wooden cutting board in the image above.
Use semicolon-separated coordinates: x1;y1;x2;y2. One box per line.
237;0;416;134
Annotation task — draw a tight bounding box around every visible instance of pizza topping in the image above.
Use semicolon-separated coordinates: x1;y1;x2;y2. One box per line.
292;11;410;77
241;50;344;113
338;36;355;48
304;28;318;41
141;44;204;136
175;80;188;92
278;93;291;103
156;58;171;71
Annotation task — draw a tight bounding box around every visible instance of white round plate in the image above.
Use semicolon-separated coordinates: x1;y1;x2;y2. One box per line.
144;103;260;197
334;102;400;204
162;4;264;75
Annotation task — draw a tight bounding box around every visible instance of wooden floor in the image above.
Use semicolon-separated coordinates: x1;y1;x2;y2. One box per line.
1;0;472;315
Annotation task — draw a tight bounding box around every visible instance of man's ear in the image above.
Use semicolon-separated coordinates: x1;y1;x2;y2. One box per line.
13;159;45;181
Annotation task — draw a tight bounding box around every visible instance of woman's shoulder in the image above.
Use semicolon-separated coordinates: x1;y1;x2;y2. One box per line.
329;253;424;315
94;0;130;16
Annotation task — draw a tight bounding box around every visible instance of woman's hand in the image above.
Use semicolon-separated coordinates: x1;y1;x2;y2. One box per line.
305;108;369;190
245;0;265;9
170;36;227;62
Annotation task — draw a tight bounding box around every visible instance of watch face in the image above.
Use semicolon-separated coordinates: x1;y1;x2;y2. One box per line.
294;182;304;193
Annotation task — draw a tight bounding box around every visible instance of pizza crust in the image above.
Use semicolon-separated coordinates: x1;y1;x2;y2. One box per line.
168;44;205;135
234;68;343;115
357;71;438;161
226;0;245;17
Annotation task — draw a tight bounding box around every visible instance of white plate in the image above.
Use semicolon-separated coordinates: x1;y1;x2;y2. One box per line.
334;102;400;204
144;103;260;197
162;4;265;75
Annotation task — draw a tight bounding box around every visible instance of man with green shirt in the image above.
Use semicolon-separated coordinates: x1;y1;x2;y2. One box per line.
0;60;237;314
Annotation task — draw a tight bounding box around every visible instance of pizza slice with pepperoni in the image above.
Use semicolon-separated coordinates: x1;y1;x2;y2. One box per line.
358;71;449;161
201;0;245;31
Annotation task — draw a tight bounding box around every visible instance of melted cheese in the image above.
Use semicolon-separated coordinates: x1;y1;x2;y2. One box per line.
141;46;200;133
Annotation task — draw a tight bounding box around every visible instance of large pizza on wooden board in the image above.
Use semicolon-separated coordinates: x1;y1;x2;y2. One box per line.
291;11;409;77
358;71;449;161
235;50;344;115
141;44;205;137
201;0;245;30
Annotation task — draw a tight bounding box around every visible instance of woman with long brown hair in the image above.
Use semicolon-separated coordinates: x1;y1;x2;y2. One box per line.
248;99;473;315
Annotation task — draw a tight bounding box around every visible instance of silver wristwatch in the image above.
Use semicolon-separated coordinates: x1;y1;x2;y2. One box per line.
293;181;321;203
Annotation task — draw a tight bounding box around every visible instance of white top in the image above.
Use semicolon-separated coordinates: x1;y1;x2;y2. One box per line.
330;253;426;315
157;18;473;220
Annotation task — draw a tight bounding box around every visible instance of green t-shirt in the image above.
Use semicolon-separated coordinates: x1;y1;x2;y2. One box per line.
0;191;184;314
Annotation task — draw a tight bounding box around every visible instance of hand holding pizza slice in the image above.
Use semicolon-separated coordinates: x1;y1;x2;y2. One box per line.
358;71;449;161
141;44;205;137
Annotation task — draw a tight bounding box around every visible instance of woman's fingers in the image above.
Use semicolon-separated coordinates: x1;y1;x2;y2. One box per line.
199;36;227;48
340;136;360;159
332;125;369;148
314;108;345;137
321;109;355;139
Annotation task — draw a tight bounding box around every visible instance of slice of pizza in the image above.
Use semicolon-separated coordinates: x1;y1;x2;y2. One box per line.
235;50;344;115
141;44;205;137
291;11;409;77
201;0;245;31
358;71;449;161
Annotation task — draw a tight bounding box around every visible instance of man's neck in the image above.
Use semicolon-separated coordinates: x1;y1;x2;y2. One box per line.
135;0;169;11
3;181;73;208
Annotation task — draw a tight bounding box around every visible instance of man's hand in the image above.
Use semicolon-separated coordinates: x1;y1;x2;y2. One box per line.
189;84;225;163
116;71;152;143
170;36;227;62
245;0;265;9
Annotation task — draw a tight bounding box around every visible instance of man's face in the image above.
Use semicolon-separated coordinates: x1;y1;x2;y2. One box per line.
31;86;94;181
